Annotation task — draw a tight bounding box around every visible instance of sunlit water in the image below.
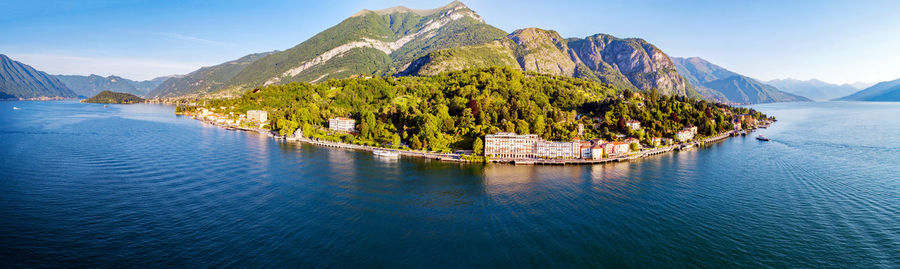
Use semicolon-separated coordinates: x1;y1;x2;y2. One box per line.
0;101;897;268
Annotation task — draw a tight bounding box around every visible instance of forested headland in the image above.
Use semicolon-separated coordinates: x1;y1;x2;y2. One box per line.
193;67;769;152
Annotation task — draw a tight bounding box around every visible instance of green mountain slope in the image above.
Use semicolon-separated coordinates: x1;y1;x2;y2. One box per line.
0;54;77;99
404;28;692;96
765;78;860;101
148;51;275;98
837;78;900;101
220;1;506;94
671;57;809;103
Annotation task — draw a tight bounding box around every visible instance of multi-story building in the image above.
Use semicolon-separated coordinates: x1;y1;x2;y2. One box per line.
685;125;698;135
328;117;356;132
534;140;580;159
734;114;757;127
675;129;694;142
603;142;630;157
247;110;268;123
626;120;641;130
484;132;539;159
581;144;593;159
623;137;640;146
650;137;662;147
485;132;581;159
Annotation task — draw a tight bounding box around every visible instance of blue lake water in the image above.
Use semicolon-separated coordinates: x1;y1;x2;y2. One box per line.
0;101;898;268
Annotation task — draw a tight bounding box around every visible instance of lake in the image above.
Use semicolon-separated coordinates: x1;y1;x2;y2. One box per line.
0;101;897;268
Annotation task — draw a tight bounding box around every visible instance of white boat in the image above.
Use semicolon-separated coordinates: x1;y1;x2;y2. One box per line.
12;107;20;110
373;149;399;158
756;135;770;141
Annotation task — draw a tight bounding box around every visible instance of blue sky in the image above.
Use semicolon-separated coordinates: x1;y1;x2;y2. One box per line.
2;0;899;84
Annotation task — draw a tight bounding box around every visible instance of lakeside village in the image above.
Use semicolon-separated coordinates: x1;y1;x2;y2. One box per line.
179;105;770;165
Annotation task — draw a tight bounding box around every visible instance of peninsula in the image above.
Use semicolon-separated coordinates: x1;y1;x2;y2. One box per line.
175;67;772;164
82;90;145;104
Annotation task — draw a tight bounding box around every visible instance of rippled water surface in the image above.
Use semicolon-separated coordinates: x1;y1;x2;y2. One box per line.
1;101;898;268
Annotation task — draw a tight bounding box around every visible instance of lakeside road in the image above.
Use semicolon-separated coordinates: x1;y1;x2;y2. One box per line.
190;115;765;165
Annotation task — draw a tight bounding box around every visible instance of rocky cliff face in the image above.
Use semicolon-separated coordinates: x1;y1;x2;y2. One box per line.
408;29;691;96
508;28;575;77
568;34;689;95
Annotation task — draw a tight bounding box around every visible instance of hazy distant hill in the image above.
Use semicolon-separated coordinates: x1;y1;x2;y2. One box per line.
56;74;170;97
671;57;809;104
837;78;900;101
765;78;859;101
0;54;77;99
147;52;275;98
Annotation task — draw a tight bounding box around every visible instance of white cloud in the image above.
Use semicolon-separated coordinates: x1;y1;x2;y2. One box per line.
7;53;211;81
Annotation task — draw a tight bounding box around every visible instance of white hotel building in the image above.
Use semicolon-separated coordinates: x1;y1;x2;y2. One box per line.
329;117;356;132
484;132;539;159
485;132;580;159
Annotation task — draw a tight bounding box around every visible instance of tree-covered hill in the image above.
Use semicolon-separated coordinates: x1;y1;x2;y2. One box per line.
194;67;767;152
82;90;145;104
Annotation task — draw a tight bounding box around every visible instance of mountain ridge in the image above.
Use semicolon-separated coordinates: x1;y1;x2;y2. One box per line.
0;54;77;99
764;78;860;101
837;78;900;101
671;57;810;104
55;74;169;97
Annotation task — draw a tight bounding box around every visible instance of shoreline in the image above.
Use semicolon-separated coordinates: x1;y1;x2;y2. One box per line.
189;115;767;165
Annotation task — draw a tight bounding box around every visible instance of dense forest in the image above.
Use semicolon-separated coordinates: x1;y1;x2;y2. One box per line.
82;90;145;104
195;67;768;152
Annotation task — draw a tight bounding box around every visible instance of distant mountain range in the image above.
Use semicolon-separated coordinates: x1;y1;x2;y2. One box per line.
0;54;77;99
6;1;859;104
764;78;860;101
671;57;809;104
837;78;900;101
55;74;170;98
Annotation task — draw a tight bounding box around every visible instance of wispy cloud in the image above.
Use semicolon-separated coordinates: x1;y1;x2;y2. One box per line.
153;32;233;47
8;53;211;81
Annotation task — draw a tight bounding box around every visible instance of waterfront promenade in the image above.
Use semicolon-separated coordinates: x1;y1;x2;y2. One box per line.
194;115;763;166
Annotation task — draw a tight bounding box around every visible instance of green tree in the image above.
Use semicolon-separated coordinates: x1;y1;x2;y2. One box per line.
473;137;484;155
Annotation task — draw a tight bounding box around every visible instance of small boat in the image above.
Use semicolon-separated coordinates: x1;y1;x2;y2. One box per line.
12;107;20;110
756;135;770;141
373;149;399;158
104;105;109;108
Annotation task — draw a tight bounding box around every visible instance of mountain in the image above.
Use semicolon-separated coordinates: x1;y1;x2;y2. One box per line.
850;81;876;90
403;28;692;96
56;74;171;97
764;78;859;101
82;90;145;104
147;52;275;98
837;78;900;101
152;2;697;98
0;54;77;99
216;1;507;94
130;76;171;96
671;57;809;104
